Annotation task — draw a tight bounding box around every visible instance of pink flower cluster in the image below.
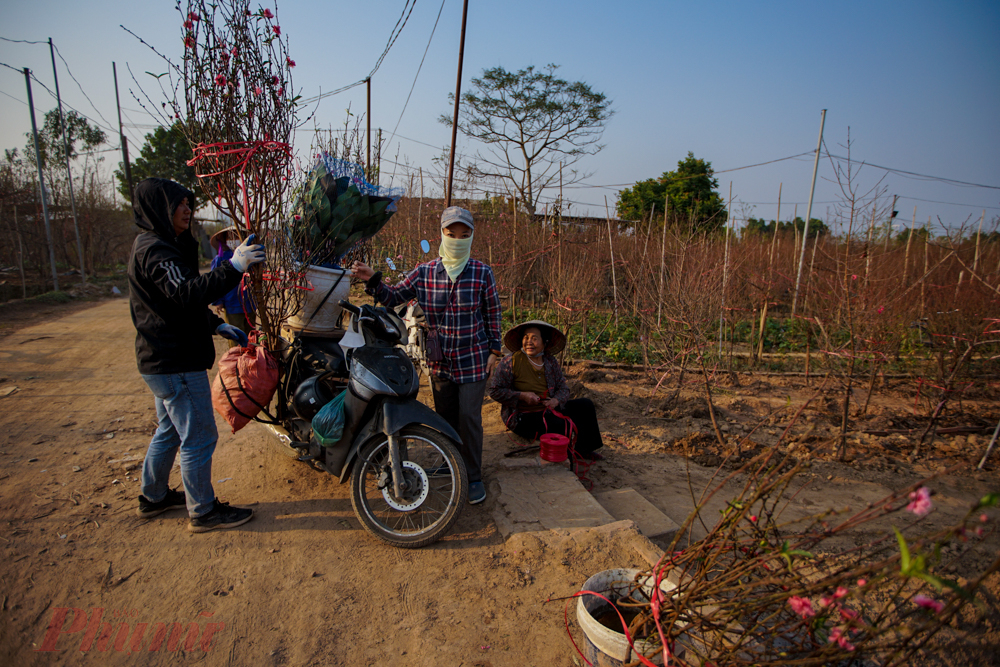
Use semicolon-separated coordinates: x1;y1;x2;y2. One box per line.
788;596;815;619
829;627;855;651
913;594;944;613
906;487;933;517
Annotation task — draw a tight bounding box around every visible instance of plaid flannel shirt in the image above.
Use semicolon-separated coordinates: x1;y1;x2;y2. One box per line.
369;258;503;383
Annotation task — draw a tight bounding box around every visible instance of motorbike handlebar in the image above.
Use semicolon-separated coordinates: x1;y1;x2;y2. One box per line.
339;299;361;316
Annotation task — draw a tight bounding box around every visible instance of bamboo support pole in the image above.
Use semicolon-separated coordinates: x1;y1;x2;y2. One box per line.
604;196;619;327
973;209;985;274
903;206;916;286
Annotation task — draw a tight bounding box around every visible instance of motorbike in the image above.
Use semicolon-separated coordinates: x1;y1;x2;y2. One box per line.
264;298;468;549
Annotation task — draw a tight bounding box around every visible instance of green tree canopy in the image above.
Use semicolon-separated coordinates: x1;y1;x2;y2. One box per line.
23;109;106;169
616;152;727;234
744;216;828;238
115;123;199;206
442;64;613;214
895;227;931;244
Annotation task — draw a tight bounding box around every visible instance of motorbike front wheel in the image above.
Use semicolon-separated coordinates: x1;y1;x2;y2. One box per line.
350;425;468;548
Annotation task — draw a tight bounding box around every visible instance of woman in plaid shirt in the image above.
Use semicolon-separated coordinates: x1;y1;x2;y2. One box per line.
351;207;503;505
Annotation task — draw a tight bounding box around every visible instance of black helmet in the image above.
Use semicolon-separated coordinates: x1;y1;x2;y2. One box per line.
292;374;334;421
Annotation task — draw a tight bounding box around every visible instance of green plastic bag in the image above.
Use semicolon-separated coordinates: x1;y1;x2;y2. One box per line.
311;390;347;446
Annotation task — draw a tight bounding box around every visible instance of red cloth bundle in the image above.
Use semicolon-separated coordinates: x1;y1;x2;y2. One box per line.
211;343;279;433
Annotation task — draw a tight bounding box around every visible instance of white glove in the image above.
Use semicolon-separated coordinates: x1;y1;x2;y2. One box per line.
231;234;265;273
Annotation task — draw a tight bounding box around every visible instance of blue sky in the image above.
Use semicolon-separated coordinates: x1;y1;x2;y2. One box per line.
2;0;998;233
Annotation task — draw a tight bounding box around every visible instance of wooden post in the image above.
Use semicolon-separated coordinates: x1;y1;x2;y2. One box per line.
903;206;916;286
920;220;930;317
657;196;667;328
883;194;897;251
558;163;563;287
768;183;781;269
973;209;985;274
792;109;826;317
864;199;876;288
604;196;619;328
719;182;733;356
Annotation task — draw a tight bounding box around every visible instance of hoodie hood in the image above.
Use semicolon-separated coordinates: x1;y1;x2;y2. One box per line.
133;178;196;240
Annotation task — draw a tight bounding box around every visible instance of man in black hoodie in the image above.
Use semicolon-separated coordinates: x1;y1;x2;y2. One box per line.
128;178;264;532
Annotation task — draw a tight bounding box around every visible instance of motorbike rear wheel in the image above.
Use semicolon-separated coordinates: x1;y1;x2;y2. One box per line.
350;425;468;548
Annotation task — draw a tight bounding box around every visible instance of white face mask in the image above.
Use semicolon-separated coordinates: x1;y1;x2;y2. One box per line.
225;239;240;250
438;234;473;281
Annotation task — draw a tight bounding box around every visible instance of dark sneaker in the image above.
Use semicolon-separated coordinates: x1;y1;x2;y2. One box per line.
188;500;254;533
468;481;486;505
136;489;187;518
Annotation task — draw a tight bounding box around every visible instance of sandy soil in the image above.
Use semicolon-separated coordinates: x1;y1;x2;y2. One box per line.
0;296;997;666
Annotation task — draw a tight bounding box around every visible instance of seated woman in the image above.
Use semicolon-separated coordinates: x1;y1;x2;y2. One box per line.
488;320;604;460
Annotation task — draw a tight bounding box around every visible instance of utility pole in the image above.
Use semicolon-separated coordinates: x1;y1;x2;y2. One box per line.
884;194;898;251
366;77;371;178
113;62;133;202
49;38;86;281
791;109;826;317
24;68;59;291
445;0;470;207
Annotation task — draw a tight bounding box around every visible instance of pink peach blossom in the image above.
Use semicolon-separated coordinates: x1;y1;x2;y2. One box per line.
184;35;196;49
286;57;296;68
184;19;194;29
834;586;848;599
829;627;855;651
906;486;933;517
272;25;281;36
214;74;227;87
788;596;815;619
913;594;944;613
857;579;867;587
254;86;263;97
262;8;274;19
188;11;200;21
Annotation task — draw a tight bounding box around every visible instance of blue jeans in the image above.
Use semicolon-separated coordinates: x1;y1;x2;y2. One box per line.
140;372;218;518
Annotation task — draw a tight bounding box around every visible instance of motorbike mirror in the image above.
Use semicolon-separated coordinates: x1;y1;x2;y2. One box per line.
385;257;396;271
419;240;430;254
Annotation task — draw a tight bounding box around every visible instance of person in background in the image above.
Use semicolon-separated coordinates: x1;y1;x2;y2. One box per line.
128;177;265;532
350;206;503;505
488;320;605;460
209;226;256;346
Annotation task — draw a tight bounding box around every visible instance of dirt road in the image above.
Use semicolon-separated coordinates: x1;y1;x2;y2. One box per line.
0;297;997;665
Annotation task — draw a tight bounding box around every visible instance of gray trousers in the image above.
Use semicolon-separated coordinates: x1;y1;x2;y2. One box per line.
430;376;488;483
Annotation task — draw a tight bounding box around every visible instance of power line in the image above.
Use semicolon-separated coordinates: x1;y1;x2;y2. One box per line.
0;36;47;45
52;43;116;132
823;152;1000;190
24;67;118;137
300;0;418;106
388;0;447;147
0;87;27;106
